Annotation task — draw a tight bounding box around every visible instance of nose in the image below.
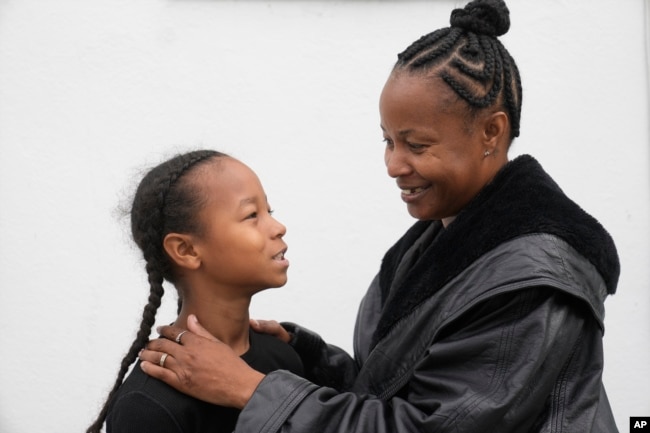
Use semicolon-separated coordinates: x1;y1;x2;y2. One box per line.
271;216;286;238
385;146;411;178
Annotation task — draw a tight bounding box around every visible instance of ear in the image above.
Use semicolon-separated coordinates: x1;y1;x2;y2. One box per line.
482;111;509;153
163;233;201;271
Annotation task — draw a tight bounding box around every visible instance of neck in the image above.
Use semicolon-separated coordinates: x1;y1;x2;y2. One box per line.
175;290;253;356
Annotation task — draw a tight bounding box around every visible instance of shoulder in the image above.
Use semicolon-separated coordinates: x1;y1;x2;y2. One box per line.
107;365;182;432
442;233;609;329
106;362;217;433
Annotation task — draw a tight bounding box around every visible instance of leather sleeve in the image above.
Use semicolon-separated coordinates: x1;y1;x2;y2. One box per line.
236;289;599;433
281;321;359;391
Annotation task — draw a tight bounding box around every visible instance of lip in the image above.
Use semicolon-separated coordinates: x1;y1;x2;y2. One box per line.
272;247;289;267
399;185;431;203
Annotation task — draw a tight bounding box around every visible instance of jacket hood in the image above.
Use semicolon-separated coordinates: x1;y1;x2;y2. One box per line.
376;154;620;344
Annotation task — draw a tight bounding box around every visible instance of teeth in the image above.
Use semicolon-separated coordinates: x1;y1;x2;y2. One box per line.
402;187;425;194
274;252;285;260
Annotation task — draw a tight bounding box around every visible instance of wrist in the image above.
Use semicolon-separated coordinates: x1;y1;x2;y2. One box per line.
236;370;265;409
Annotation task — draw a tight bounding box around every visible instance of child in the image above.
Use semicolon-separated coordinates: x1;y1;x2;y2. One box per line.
87;150;303;433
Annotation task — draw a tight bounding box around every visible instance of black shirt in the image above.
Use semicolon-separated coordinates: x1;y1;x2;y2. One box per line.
106;330;304;433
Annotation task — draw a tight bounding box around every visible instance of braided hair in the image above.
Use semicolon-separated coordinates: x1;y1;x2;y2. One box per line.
395;0;522;140
87;149;228;433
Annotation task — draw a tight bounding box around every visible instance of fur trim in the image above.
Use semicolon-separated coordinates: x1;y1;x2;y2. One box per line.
375;155;619;344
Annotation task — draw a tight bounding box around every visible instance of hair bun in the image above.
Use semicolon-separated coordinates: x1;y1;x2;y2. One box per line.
449;0;510;37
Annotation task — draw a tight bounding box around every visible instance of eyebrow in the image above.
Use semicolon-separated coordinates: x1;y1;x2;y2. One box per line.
239;197;256;207
380;125;414;137
239;195;268;207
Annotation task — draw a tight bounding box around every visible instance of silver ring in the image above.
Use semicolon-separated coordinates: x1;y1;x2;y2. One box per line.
159;353;168;368
175;330;187;344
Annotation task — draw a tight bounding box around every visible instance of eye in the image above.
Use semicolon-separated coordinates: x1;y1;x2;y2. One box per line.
268;208;275;216
383;137;394;150
245;212;258;220
407;142;427;152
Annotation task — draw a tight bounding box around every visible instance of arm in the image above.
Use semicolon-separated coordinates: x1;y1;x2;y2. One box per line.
249;319;360;390
235;289;598;433
281;321;359;390
140;290;597;432
140;316;359;406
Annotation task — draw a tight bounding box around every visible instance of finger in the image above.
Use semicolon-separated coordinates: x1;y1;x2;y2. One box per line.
139;347;171;366
187;314;218;341
139;359;181;387
249;318;263;331
251;319;278;332
156;324;187;342
250;319;290;343
146;337;183;356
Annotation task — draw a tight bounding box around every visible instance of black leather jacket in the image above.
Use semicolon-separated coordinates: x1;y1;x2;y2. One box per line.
235;155;620;433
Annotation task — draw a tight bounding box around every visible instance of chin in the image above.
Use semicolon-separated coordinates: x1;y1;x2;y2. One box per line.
269;278;289;289
406;205;437;221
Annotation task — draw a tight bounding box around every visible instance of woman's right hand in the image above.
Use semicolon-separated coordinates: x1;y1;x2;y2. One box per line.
250;319;291;343
139;315;264;409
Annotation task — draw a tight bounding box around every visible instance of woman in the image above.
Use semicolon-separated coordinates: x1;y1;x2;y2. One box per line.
139;0;620;431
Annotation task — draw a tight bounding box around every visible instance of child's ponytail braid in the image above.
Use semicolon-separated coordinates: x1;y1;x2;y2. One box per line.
87;150;227;433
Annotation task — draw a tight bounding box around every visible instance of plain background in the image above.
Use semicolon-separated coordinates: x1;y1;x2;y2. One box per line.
0;1;648;431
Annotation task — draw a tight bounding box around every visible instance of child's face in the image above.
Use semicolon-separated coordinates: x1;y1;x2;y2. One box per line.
191;158;289;294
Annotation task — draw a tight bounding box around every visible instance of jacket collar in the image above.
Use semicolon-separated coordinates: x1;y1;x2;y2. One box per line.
375;154;620;344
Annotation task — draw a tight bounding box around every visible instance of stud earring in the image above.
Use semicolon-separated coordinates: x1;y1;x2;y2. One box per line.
484;150;491;157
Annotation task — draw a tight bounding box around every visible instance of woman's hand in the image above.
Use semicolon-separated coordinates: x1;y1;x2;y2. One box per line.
249;319;291;343
139;315;264;409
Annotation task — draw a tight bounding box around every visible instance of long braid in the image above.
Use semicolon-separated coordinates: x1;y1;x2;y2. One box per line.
395;0;522;139
87;150;228;433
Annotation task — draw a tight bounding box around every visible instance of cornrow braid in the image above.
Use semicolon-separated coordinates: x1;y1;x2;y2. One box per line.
395;0;522;139
87;150;228;433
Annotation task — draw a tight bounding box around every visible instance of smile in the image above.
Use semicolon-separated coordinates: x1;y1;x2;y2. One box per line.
401;186;428;195
399;185;431;204
272;249;287;260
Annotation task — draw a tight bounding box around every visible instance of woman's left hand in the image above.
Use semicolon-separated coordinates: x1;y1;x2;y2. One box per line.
249;319;291;343
139;315;264;409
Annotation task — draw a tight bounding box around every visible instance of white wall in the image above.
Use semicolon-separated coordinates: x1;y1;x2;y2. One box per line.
0;1;648;431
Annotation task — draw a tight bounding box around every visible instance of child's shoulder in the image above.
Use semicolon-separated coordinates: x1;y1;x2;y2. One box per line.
108;361;238;432
244;330;304;376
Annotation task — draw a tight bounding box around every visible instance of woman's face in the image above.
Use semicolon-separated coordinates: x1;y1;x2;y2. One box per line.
380;72;502;224
190;158;289;293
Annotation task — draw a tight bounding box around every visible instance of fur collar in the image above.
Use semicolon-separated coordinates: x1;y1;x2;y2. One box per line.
375;154;619;344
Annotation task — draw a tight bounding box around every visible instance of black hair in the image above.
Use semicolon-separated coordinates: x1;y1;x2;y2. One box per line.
86;149;228;433
395;0;522;140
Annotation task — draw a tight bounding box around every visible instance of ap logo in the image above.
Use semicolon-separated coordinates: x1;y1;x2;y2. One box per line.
631;417;650;430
